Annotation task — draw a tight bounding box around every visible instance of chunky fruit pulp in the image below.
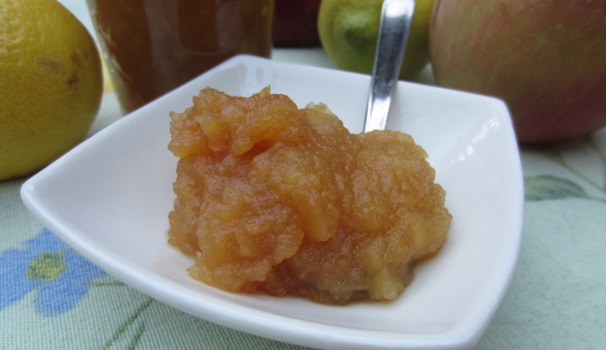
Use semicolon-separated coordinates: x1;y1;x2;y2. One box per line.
168;88;451;305
87;0;273;113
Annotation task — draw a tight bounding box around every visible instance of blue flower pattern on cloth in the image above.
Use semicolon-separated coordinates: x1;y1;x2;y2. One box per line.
0;228;106;316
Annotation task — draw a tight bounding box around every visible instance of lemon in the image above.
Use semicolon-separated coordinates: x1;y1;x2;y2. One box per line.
318;0;434;80
0;0;102;180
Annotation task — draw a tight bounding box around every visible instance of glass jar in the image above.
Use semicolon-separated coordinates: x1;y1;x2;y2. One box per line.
87;0;274;113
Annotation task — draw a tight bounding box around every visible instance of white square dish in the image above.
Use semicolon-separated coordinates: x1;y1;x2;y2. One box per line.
21;55;523;350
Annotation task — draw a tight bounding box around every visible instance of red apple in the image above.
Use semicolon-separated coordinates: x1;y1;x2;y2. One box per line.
429;0;606;143
272;0;321;47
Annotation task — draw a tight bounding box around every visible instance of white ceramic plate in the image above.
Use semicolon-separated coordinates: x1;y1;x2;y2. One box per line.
21;55;523;350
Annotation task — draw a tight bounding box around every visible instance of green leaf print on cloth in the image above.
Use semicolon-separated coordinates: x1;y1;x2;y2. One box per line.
525;175;590;201
525;136;606;203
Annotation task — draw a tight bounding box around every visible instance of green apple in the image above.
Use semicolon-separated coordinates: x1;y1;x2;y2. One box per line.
318;0;435;80
430;0;606;143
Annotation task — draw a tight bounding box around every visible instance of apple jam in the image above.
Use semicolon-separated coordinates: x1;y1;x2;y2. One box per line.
87;0;273;113
168;87;451;304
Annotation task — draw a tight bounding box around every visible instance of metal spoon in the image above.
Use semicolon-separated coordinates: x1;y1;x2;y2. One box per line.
363;0;415;132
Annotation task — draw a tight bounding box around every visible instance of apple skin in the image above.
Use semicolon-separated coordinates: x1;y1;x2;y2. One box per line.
272;0;321;47
429;0;606;143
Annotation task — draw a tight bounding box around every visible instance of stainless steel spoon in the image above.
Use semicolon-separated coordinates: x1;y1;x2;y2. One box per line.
363;0;415;132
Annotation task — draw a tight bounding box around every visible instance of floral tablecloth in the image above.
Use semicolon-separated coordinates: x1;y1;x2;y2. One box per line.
2;1;605;349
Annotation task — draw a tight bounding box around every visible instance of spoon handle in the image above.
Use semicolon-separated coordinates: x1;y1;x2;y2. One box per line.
363;0;415;132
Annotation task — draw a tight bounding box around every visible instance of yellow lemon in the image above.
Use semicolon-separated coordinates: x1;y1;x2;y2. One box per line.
318;0;434;80
0;0;102;180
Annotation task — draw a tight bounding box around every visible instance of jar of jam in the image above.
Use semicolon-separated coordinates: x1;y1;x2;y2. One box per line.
87;0;274;113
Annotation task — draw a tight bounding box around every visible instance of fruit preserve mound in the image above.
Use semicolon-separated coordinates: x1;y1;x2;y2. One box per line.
168;87;451;305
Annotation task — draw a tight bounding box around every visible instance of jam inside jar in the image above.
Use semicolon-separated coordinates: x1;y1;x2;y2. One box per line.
87;0;274;113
